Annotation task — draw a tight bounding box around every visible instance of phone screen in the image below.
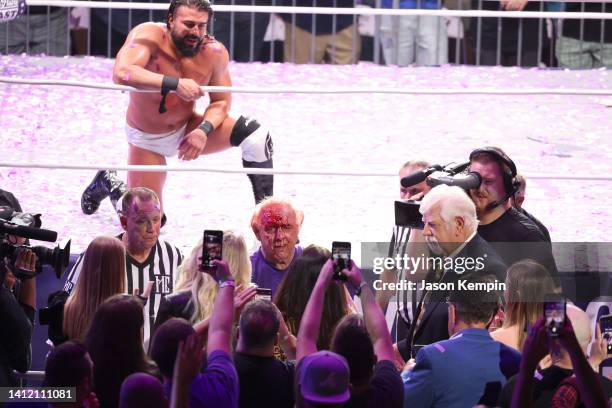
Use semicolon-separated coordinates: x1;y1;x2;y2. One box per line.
331;241;351;281
202;230;223;272
255;288;272;301
600;315;612;355
544;294;566;337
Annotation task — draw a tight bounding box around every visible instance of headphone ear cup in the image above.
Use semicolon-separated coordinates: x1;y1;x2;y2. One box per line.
501;173;515;196
509;178;520;196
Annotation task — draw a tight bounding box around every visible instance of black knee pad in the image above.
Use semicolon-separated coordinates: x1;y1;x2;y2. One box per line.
230;115;273;162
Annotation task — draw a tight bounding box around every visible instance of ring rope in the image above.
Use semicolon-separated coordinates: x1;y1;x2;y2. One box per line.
24;1;612;20
1;162;611;182
1;77;611;96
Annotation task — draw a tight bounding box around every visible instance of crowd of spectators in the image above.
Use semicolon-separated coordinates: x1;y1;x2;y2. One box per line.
1;0;611;68
1;144;612;408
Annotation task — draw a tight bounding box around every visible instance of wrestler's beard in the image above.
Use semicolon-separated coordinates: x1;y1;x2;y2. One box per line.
172;31;203;57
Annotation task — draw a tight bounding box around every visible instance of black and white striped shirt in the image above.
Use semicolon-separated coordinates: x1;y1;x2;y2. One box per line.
389;225;416;326
64;235;182;345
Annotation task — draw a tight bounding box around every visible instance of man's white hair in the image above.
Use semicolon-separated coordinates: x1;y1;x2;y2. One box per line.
419;185;478;232
250;196;304;234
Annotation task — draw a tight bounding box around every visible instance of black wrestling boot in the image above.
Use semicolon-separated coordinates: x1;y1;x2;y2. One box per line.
243;158;274;204
81;170;126;215
109;177;127;215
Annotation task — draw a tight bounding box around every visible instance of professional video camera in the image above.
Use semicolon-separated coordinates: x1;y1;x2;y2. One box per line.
0;206;70;280
394;162;482;229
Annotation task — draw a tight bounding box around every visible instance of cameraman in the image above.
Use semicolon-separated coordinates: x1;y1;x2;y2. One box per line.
0;188;24;215
0;247;38;387
468;147;558;281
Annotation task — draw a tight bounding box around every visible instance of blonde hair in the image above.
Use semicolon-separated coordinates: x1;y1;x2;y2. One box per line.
63;236;126;340
175;230;251;323
503;260;557;352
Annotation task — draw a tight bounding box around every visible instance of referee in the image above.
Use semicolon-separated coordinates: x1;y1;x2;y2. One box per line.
64;187;182;345
376;160;431;342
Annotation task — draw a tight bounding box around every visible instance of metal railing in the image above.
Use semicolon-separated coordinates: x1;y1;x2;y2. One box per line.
1;0;611;68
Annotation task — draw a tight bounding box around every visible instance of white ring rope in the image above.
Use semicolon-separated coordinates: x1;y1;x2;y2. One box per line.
1;162;611;182
25;0;612;20
1;77;611;96
3;6;611;183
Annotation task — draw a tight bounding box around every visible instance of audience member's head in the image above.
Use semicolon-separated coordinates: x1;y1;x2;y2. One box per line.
468;146;517;217
86;294;157;408
150;317;195;381
251;197;303;269
331;314;376;387
419;185;478;256
119;373;168;408
175;230;251;322
502;260;557;351
119;187;162;253
274;245;348;349
513;174;526;209
399;160;431;200
237;299;280;354
63;236;126;340
297;351;350;408
447;275;502;336
566;305;592;356
44;340;94;407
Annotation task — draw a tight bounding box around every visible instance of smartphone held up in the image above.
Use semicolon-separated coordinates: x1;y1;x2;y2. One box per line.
202;230;223;278
600;314;612;355
331;241;351;281
543;294;566;337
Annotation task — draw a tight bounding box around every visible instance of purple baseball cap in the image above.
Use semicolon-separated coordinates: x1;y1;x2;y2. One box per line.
119;373;168;408
299;351;350;404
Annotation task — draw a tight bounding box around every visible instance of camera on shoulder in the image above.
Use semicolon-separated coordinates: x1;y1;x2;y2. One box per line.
0;206;71;280
395;162;481;229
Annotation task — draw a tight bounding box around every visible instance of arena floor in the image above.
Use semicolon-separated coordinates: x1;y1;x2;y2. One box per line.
1;55;611;257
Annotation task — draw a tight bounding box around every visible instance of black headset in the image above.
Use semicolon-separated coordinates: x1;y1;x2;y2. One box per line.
469;146;521;211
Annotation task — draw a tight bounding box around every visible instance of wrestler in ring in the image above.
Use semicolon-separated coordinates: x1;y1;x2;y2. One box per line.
80;0;274;223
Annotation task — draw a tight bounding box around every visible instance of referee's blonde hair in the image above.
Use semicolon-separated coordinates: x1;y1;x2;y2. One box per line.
175;230;251;323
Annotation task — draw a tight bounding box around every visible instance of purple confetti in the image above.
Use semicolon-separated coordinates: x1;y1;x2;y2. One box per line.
0;55;610;255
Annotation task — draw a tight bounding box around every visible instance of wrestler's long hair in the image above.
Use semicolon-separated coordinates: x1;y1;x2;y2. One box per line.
167;0;214;29
175;230;251;323
63;236;126;341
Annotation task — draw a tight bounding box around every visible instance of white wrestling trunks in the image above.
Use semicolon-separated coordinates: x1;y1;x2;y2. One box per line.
125;122;187;157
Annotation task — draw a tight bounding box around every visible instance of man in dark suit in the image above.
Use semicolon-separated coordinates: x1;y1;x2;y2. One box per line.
396;184;507;361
